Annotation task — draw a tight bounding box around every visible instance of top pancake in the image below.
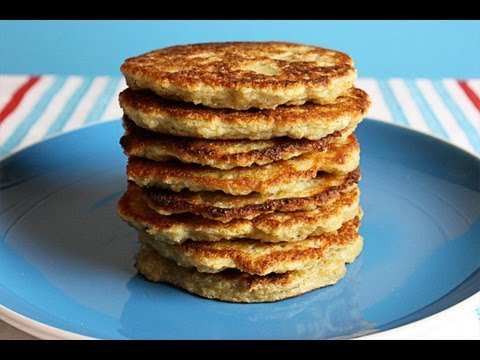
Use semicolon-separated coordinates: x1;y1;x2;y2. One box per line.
119;87;370;140
120;42;357;110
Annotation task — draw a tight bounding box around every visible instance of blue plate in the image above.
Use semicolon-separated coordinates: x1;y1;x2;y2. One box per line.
1;119;479;339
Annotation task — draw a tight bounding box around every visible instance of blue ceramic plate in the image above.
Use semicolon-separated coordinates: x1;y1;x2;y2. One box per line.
1;119;479;339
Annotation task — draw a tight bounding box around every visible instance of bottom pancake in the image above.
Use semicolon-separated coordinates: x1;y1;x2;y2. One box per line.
136;234;363;303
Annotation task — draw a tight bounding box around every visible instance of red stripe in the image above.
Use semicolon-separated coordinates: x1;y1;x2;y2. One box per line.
457;80;480;112
0;76;41;125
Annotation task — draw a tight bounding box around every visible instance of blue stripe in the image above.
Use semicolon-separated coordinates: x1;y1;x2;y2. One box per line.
405;80;450;139
46;77;94;136
378;79;409;126
0;76;67;157
84;77;121;124
432;80;480;153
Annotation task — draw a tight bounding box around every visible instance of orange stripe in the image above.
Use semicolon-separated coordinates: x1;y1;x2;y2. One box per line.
457;80;480;112
0;76;41;124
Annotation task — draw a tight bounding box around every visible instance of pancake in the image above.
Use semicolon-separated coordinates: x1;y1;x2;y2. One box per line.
120;41;357;110
121;117;356;170
119;87;370;140
135;234;363;303
117;183;360;243
138;216;362;275
142;168;360;222
126;134;360;196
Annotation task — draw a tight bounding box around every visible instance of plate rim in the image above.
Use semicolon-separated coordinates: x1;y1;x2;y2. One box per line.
0;118;479;340
0;305;94;340
358;292;479;340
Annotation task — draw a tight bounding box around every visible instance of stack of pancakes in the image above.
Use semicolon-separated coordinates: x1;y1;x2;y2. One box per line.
117;42;371;303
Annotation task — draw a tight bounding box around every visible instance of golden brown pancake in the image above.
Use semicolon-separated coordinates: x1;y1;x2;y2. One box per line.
119;87;370;140
138;216;361;275
121;117;356;170
141;168;360;222
135;232;363;303
117;183;360;243
120;41;357;110
119;41;369;304
126;134;360;196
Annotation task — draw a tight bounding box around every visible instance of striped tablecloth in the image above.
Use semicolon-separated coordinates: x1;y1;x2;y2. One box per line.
1;75;479;158
0;75;479;340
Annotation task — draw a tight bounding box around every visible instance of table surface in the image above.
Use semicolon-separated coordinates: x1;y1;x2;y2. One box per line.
0;75;479;339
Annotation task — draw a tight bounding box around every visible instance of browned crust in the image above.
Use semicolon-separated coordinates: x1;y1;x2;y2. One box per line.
121;42;353;88
126;134;360;195
141;168;360;222
119;87;370;125
206;267;292;289
135;236;362;302
141;217;360;276
234;271;292;291
179;216;359;276
119;87;370;139
136;246;297;292
120;116;350;169
117;183;360;243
